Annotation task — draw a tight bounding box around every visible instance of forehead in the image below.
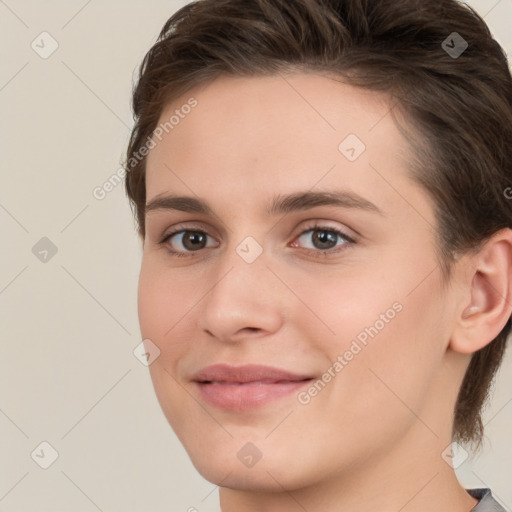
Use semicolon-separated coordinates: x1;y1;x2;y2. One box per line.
144;72;428;221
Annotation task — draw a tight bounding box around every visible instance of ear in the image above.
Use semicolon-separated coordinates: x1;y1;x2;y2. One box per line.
449;228;512;354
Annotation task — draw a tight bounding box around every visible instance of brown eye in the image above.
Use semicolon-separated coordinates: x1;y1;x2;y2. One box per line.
295;226;354;252
160;229;218;255
178;231;208;251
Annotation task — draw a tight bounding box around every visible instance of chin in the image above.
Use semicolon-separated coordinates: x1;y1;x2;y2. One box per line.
192;457;303;492
183;438;320;493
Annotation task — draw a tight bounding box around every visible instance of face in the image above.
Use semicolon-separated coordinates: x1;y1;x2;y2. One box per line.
138;72;460;491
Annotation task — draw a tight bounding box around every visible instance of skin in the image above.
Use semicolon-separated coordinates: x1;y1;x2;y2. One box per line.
137;72;512;512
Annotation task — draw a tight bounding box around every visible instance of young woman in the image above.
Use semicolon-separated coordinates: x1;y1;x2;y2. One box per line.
124;1;512;510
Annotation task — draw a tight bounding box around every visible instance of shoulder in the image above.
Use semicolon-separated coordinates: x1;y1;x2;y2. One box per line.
466;488;509;512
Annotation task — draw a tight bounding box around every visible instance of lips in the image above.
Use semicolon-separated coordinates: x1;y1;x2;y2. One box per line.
191;364;314;411
192;363;313;384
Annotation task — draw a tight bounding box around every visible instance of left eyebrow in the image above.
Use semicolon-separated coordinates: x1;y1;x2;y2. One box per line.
145;190;384;217
267;190;384;217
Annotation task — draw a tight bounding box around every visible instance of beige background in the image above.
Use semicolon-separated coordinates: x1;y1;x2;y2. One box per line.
1;1;512;511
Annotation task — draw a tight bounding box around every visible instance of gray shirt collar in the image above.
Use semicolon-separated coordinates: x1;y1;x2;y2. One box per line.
467;488;508;512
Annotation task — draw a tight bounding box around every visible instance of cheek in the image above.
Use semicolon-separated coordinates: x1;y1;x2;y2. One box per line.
137;258;190;392
137;259;199;388
306;253;447;413
333;281;446;424
137;257;192;339
137;259;195;426
137;263;166;340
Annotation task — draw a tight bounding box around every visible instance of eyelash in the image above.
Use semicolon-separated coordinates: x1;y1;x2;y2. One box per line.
158;222;356;259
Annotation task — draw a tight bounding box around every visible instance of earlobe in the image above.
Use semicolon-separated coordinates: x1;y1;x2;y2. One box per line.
450;229;512;355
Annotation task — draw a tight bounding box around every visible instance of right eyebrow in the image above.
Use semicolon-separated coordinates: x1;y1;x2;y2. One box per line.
145;195;211;215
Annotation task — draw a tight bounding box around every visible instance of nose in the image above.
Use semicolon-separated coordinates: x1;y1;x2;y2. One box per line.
196;241;285;343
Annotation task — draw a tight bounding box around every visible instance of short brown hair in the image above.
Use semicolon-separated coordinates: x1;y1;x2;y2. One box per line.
124;0;512;449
